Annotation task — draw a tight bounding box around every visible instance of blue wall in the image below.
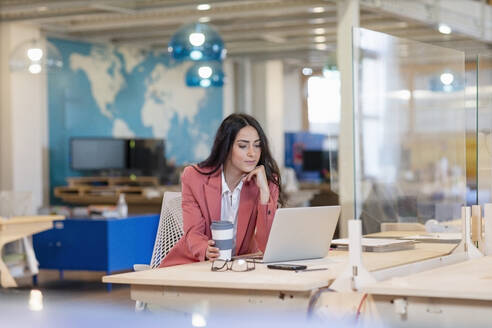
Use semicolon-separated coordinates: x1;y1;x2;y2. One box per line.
48;38;223;202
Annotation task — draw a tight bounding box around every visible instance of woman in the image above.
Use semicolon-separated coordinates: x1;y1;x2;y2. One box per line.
159;113;283;267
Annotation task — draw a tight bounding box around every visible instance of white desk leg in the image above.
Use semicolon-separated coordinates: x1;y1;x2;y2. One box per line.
0;241;18;288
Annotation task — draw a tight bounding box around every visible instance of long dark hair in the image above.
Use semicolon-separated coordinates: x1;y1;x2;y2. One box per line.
196;113;284;206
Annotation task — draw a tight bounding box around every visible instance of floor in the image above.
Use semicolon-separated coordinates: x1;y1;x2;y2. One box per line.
3;269;133;307
0;270;345;327
0;269;150;326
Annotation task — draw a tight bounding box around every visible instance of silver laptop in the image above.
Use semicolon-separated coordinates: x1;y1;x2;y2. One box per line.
259;205;341;263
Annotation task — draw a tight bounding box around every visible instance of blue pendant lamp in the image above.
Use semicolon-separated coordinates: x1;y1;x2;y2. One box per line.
185;61;224;87
168;22;226;61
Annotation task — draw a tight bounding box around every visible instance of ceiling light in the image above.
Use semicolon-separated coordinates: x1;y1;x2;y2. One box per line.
199;16;211;23
313;28;326;35
315;44;329;50
197;4;211;11
302;67;313;76
310;7;325;13
27;48;43;61
198;65;212;79
37;6;47;11
438;23;452;35
440;72;454;85
314;36;326;43
189;32;205;46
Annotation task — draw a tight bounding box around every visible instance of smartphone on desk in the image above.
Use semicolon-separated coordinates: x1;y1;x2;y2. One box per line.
267;264;307;271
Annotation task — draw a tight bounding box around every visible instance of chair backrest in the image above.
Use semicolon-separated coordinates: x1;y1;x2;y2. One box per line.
0;191;32;218
149;191;184;268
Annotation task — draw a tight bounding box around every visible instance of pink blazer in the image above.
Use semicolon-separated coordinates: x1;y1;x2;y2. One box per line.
159;165;279;268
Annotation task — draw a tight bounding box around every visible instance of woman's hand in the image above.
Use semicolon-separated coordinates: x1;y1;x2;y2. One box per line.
206;240;220;261
243;165;270;204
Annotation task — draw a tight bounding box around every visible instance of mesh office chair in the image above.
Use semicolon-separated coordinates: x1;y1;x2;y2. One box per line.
134;191;183;311
150;191;184;268
134;191;183;272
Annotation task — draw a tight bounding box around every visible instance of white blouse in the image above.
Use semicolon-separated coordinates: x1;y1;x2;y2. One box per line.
221;170;243;254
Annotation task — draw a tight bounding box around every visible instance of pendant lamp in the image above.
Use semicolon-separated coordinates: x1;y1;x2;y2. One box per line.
185;61;224;87
9;38;63;74
168;22;226;61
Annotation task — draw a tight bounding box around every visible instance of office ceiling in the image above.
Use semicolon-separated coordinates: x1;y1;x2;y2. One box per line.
1;0;492;67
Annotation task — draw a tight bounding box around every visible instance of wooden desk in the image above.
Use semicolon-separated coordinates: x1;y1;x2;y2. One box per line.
363;256;492;300
103;242;455;314
104;258;343;313
0;215;64;287
360;256;492;327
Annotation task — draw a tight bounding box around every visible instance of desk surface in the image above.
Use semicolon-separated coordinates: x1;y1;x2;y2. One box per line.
103;242;456;291
0;215;64;226
359;242;456;271
104;258;342;292
363;256;492;301
0;215;65;288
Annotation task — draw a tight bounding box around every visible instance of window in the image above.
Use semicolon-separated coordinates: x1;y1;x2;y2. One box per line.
307;71;340;134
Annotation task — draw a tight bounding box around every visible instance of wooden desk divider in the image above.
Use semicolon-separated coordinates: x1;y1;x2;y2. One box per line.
457;206;483;259
484;204;492;256
471;205;483;251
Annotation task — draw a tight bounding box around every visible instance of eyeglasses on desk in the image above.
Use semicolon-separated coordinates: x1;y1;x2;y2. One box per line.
210;259;256;272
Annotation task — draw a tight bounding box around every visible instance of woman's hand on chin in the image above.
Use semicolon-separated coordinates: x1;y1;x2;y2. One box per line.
243;165;270;204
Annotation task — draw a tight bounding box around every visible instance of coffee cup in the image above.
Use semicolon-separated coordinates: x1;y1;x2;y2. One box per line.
210;221;234;261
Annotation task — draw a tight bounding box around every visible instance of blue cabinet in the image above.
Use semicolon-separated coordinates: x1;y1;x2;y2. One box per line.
33;214;159;289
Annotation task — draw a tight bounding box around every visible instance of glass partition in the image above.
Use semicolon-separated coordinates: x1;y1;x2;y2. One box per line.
477;55;492;206
283;66;341;212
352;28;467;236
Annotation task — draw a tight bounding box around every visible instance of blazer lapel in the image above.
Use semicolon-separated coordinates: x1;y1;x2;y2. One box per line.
235;181;258;252
204;171;222;223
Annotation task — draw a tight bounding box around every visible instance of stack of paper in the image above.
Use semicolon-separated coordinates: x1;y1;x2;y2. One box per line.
400;233;461;243
331;238;416;252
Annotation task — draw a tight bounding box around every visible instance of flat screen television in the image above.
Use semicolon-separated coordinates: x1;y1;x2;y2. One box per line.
70;138;165;173
127;139;165;172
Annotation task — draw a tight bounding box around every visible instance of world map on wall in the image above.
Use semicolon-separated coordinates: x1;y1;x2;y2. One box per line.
48;38;222;197
48;39;222;199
